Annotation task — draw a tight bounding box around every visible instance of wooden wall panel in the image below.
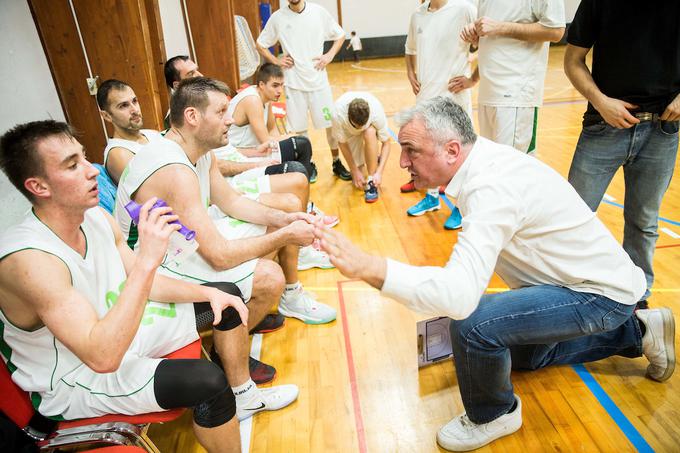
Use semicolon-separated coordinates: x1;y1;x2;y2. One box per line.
183;0;240;91
233;0;261;40
28;0;106;162
72;0;164;133
143;0;170;115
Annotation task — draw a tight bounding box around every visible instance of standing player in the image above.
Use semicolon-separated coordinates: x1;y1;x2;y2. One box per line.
461;0;565;154
256;0;352;183
402;0;477;230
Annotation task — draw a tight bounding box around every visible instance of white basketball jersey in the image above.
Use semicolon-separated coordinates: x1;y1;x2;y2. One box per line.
0;207;197;418
227;86;269;149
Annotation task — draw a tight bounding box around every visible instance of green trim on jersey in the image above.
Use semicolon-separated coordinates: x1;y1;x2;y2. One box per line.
75;374;155;398
0;321;18;374
0;248;74;288
31;209;88;259
50;337;59;391
160;265;255;286
127;223;139;250
30;392;65;420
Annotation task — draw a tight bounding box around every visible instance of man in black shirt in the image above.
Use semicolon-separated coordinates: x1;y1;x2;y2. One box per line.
564;0;680;305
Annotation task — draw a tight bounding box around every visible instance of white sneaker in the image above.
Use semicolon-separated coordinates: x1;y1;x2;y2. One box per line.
307;201;339;228
235;384;299;421
437;395;522;451
636;307;676;382
298;245;334;271
279;287;336;324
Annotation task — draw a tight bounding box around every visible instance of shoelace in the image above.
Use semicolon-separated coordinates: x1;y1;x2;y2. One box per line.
459;414;475;431
299;290;318;312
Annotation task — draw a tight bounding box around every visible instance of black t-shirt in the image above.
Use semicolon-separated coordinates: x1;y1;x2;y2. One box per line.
567;0;680;115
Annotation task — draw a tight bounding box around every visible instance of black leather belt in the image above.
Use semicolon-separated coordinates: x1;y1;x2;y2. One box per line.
634;112;657;122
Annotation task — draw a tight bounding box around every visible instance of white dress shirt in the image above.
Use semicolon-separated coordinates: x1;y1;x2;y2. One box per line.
381;137;646;319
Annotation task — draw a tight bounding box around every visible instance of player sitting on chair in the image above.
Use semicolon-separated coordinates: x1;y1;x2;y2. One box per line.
0;120;298;453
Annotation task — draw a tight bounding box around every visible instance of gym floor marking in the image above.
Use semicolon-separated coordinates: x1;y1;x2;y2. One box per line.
334;279;659;452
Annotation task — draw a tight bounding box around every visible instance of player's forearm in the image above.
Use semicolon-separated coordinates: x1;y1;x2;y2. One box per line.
498;22;564;43
222;195;289;228
217;159;261;177
406;54;417;77
148;271;213;304
327;37;345;60
338;142;357;170
257;44;280;65
206;229;290;270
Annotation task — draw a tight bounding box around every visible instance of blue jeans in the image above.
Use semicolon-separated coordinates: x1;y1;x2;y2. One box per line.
449;286;641;424
568;120;679;300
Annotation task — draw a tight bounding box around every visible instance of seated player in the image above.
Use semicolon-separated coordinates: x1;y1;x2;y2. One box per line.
113;77;337;327
0;121;299;453
97;79;162;185
331;91;391;203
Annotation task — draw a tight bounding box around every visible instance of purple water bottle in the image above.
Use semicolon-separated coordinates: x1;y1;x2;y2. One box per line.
125;199;196;241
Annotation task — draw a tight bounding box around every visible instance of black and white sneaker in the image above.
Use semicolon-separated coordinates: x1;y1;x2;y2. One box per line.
332;159;351;181
235;384;299;421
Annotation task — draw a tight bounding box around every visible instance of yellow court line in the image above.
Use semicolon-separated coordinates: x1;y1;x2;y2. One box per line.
306;286;680;293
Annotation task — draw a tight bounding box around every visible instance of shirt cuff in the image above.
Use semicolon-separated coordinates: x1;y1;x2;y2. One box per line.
381;258;418;303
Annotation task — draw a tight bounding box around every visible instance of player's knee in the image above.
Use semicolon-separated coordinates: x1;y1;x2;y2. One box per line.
277;192;303;212
193;367;236;428
202;282;246;331
253;259;285;301
283;161;309;180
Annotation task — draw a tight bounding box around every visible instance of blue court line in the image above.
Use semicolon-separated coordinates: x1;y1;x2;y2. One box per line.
571;364;654;452
602;199;680;227
387;126;398;141
440;193;456;211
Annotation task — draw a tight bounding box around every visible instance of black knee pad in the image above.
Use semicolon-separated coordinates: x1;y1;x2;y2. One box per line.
264;161;309;179
280;136;313;176
193;387;237;428
200;282;246;331
282;161;308;176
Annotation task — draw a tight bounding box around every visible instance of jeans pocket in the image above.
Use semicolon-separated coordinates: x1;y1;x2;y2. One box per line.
582;121;609;135
601;302;634;331
659;120;680;136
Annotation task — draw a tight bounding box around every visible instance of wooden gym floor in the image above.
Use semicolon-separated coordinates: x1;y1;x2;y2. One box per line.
149;46;680;452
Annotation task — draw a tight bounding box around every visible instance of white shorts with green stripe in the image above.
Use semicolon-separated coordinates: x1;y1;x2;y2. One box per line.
227;167;272;200
478;105;539;154
158;207;266;301
40;317;199;421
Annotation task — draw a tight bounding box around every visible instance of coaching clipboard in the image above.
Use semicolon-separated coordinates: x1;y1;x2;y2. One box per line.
417;316;454;368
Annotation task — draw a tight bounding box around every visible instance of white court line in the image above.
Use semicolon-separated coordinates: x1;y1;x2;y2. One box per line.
239;333;263;453
661;227;680;239
602;193;616;202
350;63;405;73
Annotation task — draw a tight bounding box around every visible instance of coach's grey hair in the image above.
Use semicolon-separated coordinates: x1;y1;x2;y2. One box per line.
395;96;477;146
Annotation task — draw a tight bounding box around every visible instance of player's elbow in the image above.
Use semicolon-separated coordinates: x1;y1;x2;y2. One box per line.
87;355;123;374
549;27;565;43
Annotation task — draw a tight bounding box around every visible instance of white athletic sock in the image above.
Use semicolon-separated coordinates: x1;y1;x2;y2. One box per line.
427;188;439;198
285;282;302;292
333;156;340;162
232;378;257;402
